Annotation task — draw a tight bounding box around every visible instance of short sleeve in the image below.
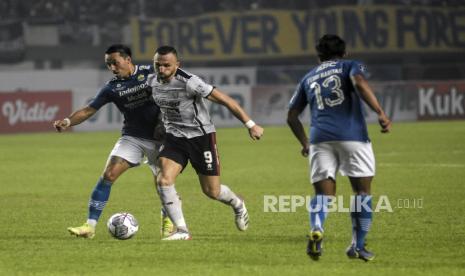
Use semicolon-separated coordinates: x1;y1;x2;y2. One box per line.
349;61;368;78
147;65;155;74
186;75;214;98
288;82;308;111
88;86;111;110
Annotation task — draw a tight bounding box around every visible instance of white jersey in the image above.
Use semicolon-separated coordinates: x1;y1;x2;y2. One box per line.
148;68;216;138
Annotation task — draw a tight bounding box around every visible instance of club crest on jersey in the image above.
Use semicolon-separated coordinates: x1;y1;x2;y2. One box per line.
137;74;145;82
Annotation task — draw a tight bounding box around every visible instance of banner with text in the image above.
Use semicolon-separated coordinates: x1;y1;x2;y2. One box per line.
0;91;71;134
132;6;465;61
416;81;465;120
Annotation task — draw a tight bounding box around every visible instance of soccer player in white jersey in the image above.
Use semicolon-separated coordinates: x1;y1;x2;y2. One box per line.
54;44;174;239
287;34;391;261
148;46;264;240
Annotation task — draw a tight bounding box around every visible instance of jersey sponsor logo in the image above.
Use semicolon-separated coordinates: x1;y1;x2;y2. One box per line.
127;91;149;102
155;98;181;108
315;61;338;73
118;83;149;96
115;83;127;91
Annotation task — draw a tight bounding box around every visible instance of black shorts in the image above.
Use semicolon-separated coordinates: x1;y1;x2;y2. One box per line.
159;133;220;176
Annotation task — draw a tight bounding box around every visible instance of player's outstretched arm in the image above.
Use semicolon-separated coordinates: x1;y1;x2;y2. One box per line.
207;88;264;140
351;74;392;133
287;108;309;157
53;106;97;132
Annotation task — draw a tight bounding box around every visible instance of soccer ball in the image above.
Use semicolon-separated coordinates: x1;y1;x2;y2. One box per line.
107;212;139;240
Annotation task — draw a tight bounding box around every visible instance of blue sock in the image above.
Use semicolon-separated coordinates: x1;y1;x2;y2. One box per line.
88;177;112;222
309;195;330;232
350;195;373;249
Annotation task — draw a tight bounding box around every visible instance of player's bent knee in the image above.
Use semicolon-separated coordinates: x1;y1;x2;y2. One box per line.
202;187;220;199
102;172;118;183
103;170;121;183
157;174;175;187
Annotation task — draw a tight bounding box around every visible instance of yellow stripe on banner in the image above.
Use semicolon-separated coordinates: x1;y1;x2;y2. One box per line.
131;6;465;62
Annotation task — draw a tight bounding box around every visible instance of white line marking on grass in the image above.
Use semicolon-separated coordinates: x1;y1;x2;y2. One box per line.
379;163;465;168
378;151;465;156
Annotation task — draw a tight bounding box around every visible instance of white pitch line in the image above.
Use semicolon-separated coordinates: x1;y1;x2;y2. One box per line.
379;163;465;168
378;151;465;156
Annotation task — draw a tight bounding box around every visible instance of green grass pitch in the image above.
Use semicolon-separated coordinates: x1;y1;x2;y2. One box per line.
1;121;465;275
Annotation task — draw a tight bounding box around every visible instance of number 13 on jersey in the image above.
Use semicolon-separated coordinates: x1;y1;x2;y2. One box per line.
309;75;345;110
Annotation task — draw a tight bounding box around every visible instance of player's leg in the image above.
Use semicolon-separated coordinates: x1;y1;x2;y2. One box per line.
157;157;191;240
306;179;335;260
198;174;248;231
191;132;249;231
311;179;336;232
156;135;191;240
338;141;376;261
307;142;338;259
144;140;175;238
68;136;139;238
67;155;131;238
346;176;375;261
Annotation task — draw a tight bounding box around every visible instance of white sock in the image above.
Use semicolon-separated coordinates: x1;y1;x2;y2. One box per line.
86;219;97;228
217;184;242;209
158;185;188;232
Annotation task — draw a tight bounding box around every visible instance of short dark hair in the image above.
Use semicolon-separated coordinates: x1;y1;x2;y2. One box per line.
105;44;132;58
315;34;346;61
155;45;178;57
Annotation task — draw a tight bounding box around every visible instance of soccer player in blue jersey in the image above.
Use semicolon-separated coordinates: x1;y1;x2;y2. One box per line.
53;44;174;239
287;34;391;261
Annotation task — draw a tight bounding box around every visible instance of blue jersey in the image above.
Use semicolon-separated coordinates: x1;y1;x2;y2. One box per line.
89;65;160;140
289;59;369;144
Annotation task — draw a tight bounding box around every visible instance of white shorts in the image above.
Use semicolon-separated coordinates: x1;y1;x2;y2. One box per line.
309;141;375;183
109;136;161;175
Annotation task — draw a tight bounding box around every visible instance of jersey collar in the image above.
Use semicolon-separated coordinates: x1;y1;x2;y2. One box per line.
132;65;139;76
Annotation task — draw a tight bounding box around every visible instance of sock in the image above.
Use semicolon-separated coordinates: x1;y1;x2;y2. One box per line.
350;195;373;249
217;184;242;209
86;219;97;228
161;206;168;217
87;177;112;224
309;195;330;232
158;185;188;232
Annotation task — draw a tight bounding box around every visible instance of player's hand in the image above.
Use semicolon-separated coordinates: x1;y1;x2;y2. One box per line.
248;125;264;140
53;119;70;132
378;113;391;133
301;145;309;157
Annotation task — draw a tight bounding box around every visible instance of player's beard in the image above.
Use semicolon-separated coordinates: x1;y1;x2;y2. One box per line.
158;72;172;83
